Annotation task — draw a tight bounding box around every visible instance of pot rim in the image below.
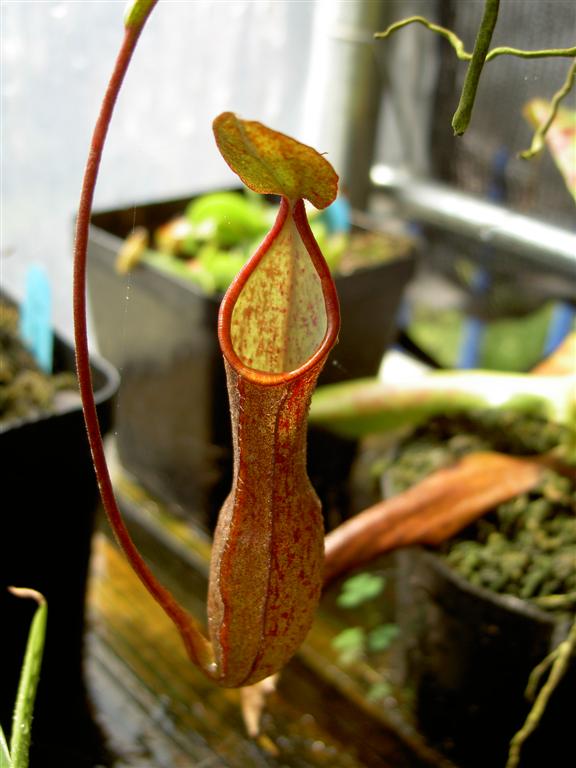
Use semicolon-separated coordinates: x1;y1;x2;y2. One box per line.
415;545;566;628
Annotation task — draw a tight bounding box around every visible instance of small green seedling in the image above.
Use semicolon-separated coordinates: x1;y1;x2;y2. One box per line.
1;589;47;768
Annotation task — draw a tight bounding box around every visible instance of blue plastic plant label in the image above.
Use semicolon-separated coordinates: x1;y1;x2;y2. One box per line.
322;196;351;234
20;265;53;373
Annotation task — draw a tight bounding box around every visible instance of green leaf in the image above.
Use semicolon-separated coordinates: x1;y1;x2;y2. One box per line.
8;588;48;768
366;624;400;653
366;680;393;703
0;726;12;768
331;627;365;664
310;372;575;439
213;112;338;209
185;192;270;247
337;572;387;608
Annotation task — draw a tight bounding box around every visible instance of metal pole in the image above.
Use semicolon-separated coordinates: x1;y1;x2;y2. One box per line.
371;164;576;279
302;0;388;210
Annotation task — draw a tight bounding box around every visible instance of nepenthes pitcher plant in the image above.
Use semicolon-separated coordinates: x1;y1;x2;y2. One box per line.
73;0;545;695
74;2;341;689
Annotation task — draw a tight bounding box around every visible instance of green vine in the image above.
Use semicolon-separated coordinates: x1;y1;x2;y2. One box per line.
506;618;576;768
520;60;576;159
531;591;576;611
486;46;576;62
375;16;472;61
375;16;576;64
375;1;576;142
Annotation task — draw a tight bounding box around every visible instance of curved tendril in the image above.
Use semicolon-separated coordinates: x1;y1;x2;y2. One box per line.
73;2;216;680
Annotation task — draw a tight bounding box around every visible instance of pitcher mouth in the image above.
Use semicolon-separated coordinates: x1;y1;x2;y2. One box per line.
218;197;340;385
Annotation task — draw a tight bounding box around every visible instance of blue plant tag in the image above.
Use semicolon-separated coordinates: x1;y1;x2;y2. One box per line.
322;196;352;234
20;265;53;373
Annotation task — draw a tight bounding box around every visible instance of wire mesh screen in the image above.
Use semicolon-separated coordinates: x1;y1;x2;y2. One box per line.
432;0;576;229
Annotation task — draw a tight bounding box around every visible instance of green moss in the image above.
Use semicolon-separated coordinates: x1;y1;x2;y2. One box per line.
0;301;77;424
385;416;576;613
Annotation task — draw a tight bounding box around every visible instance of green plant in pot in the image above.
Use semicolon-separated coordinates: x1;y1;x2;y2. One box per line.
388;416;575;768
316;8;576;755
118;190;351;293
318;4;576;758
312;359;575;768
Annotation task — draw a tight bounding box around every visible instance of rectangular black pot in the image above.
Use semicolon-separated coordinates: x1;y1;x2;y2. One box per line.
0;318;119;766
87;193;416;531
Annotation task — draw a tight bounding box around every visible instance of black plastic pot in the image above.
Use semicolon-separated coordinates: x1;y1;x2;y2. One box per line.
87;193;416;532
394;547;575;768
0;327;119;767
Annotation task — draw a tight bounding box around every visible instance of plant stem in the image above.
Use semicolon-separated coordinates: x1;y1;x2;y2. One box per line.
520;60;576;159
486;45;576;61
531;591;576;611
525;649;556;703
72;1;214;675
376;5;575;140
506;618;576;768
452;0;500;135
0;727;10;768
7;589;47;768
375;16;471;61
375;16;576;63
124;0;156;29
